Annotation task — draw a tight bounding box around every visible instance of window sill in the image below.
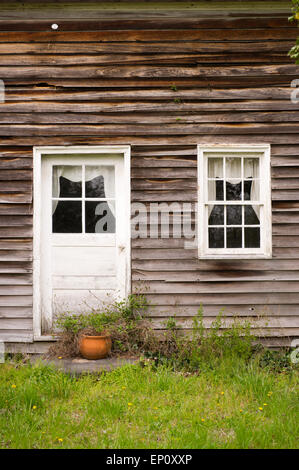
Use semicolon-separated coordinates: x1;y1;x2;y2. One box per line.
198;253;272;260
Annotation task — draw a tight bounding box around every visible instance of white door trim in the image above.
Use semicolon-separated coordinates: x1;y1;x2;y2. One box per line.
33;145;131;340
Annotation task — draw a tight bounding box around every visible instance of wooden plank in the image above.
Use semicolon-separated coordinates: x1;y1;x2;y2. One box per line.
0;262;32;274
0;169;32;180
0;274;32;285
0;296;32;306
2;135;299;146
0;64;298;79
0;2;292;18
273;213;299;223
2;101;299;114
0;17;294;31
5;75;295;89
1;123;299;137
0;306;32;317
272;190;299;201
0;157;33;170
0;251;32;262
132;259;299;271
0;205;32;215
0;29;296;42
0;193;32;204
140;280;299;294
0;53;292;66
0;215;32;226
272;179;299;189
0;331;33;342
132;268;299;281
5;341;54;352
0;41;293;55
144;292;299;305
147;304;299;317
3;87;295;101
2;111;299;125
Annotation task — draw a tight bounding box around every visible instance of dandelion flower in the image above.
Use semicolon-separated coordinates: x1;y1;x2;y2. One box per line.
263;403;268;406
220;391;224;395
201;418;205;422
128;403;133;406
11;384;16;388
258;407;263;411
32;405;37;410
239;409;243;412
57;438;63;442
58;356;63;360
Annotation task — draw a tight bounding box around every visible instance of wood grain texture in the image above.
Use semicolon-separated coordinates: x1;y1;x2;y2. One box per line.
0;7;298;345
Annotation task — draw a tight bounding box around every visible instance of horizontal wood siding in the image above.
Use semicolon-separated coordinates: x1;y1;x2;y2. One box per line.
0;3;298;345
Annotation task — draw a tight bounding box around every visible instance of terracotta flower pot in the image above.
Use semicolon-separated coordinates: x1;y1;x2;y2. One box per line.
79;334;112;360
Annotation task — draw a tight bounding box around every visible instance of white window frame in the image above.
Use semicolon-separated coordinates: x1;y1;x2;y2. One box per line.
33;145;131;340
197;144;272;259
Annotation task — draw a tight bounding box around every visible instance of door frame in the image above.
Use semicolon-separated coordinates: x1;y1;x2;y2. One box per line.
33;145;131;340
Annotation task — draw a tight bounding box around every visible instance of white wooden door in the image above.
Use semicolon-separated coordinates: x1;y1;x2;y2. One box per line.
35;149;130;335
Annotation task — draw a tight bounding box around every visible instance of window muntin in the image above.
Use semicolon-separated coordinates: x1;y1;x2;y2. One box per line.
52;164;115;234
198;146;271;258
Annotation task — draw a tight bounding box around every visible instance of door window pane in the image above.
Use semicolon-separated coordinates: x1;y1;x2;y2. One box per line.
85;201;115;233
85;166;115;198
52;166;82;198
52;201;82;233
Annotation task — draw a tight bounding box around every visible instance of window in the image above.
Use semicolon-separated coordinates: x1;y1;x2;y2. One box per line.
198;145;271;258
52;164;115;234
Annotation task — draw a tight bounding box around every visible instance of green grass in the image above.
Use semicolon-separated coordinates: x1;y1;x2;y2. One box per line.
0;359;298;449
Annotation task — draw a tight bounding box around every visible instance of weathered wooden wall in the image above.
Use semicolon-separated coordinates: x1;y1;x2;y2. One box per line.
0;0;298;348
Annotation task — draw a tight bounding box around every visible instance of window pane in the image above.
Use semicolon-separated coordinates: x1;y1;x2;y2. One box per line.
52;201;82;233
245;227;260;248
85;201;115;233
227;206;242;225
227;227;242;248
85;166;115;198
226;181;242;201
209;180;223;201
52;166;82;198
244;157;259;179
209;228;224;248
245;205;260;225
226;157;241;178
208;158;223;178
208;205;224;225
